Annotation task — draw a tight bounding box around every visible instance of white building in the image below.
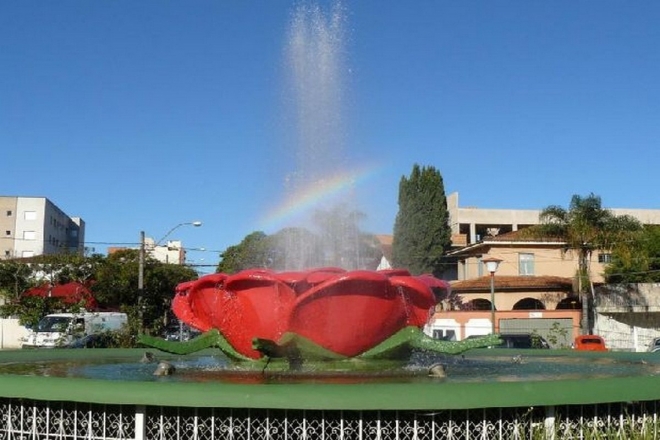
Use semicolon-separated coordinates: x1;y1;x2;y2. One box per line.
144;237;187;265
0;196;85;259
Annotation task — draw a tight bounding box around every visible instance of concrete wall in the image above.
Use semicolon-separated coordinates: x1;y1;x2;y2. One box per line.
594;283;660;352
0;318;29;349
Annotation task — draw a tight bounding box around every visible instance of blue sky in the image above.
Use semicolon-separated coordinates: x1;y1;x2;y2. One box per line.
2;2;659;267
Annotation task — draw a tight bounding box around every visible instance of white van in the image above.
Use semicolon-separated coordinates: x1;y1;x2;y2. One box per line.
21;312;128;348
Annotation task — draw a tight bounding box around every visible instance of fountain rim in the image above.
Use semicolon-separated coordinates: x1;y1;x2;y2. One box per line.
2;348;660;411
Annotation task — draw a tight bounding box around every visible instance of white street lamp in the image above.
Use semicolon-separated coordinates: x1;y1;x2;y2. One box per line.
482;256;502;334
155;221;203;246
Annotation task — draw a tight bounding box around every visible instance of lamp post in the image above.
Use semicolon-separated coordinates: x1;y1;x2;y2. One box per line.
155;221;203;247
482;256;502;334
137;221;202;332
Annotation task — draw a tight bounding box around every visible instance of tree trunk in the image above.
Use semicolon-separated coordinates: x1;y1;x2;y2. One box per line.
578;250;592;334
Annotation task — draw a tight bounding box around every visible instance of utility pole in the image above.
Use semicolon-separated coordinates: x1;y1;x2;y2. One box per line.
136;222;201;334
138;230;145;332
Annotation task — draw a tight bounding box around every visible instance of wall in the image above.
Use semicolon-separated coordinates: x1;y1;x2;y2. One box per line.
0;198;18;259
426;309;581;346
446;192;540;244
428;284;660;352
0;318;29;349
594;283;660;352
14;197;46;258
460;246;609;283
458;290;573;311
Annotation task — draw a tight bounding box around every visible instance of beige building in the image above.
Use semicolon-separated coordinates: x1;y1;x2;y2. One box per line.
425;192;660;344
447;191;660;247
448;230;610;283
445;191;660;285
443;197;655;317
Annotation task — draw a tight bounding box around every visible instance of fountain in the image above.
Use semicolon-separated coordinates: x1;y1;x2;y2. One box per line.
138;267;501;364
3;2;660;439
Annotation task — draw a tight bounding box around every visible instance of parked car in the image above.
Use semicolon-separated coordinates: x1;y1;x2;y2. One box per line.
64;332;118;348
163;323;201;342
573;335;607;352
497;333;550;349
22;312;127;348
648;337;660;353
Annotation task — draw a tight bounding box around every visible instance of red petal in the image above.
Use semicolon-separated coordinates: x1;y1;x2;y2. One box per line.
288;271;407;357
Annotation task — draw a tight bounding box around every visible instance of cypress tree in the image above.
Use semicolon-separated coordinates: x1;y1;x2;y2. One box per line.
392;164;451;276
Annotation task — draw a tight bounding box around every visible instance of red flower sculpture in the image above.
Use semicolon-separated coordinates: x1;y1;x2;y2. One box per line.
172;268;439;360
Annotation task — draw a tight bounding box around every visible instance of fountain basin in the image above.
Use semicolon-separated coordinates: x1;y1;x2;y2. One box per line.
2;348;660;410
3;348;660;439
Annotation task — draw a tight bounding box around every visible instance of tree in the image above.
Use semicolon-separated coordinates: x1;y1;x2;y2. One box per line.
0;260;33;301
392;164;452;276
143;261;199;333
532;193;643;333
90;249;141;309
91;249;197;335
0;252;197;338
0;254;101;327
216;232;275;273
605;225;660;283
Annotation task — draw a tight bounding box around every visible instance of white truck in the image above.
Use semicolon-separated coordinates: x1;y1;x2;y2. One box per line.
21;312;128;348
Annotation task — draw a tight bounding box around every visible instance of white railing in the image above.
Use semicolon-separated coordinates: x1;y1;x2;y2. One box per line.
1;398;658;440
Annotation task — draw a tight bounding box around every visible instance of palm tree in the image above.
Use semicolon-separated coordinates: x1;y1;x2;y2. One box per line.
534;193;642;333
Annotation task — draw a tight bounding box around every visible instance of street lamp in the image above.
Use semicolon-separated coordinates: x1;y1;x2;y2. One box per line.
138;221;202;332
482;256;502;334
155;221;203;246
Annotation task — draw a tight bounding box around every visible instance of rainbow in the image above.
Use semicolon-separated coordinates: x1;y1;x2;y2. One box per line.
259;163;382;231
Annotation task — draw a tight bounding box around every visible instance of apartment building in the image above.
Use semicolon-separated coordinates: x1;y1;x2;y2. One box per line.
144;237;187;265
0;196;85;259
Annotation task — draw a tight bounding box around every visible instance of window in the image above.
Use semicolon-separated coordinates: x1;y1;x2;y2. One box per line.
5;231;10;236
4;250;9;257
519;253;535;275
23;231;36;240
6;210;11;216
432;329;457;341
598;253;612;263
24;211;37;220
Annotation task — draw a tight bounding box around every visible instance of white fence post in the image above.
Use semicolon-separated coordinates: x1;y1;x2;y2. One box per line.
135;405;146;440
544;405;555;440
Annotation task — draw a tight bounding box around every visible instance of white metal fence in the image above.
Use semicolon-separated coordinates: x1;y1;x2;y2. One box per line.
2;398;659;440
